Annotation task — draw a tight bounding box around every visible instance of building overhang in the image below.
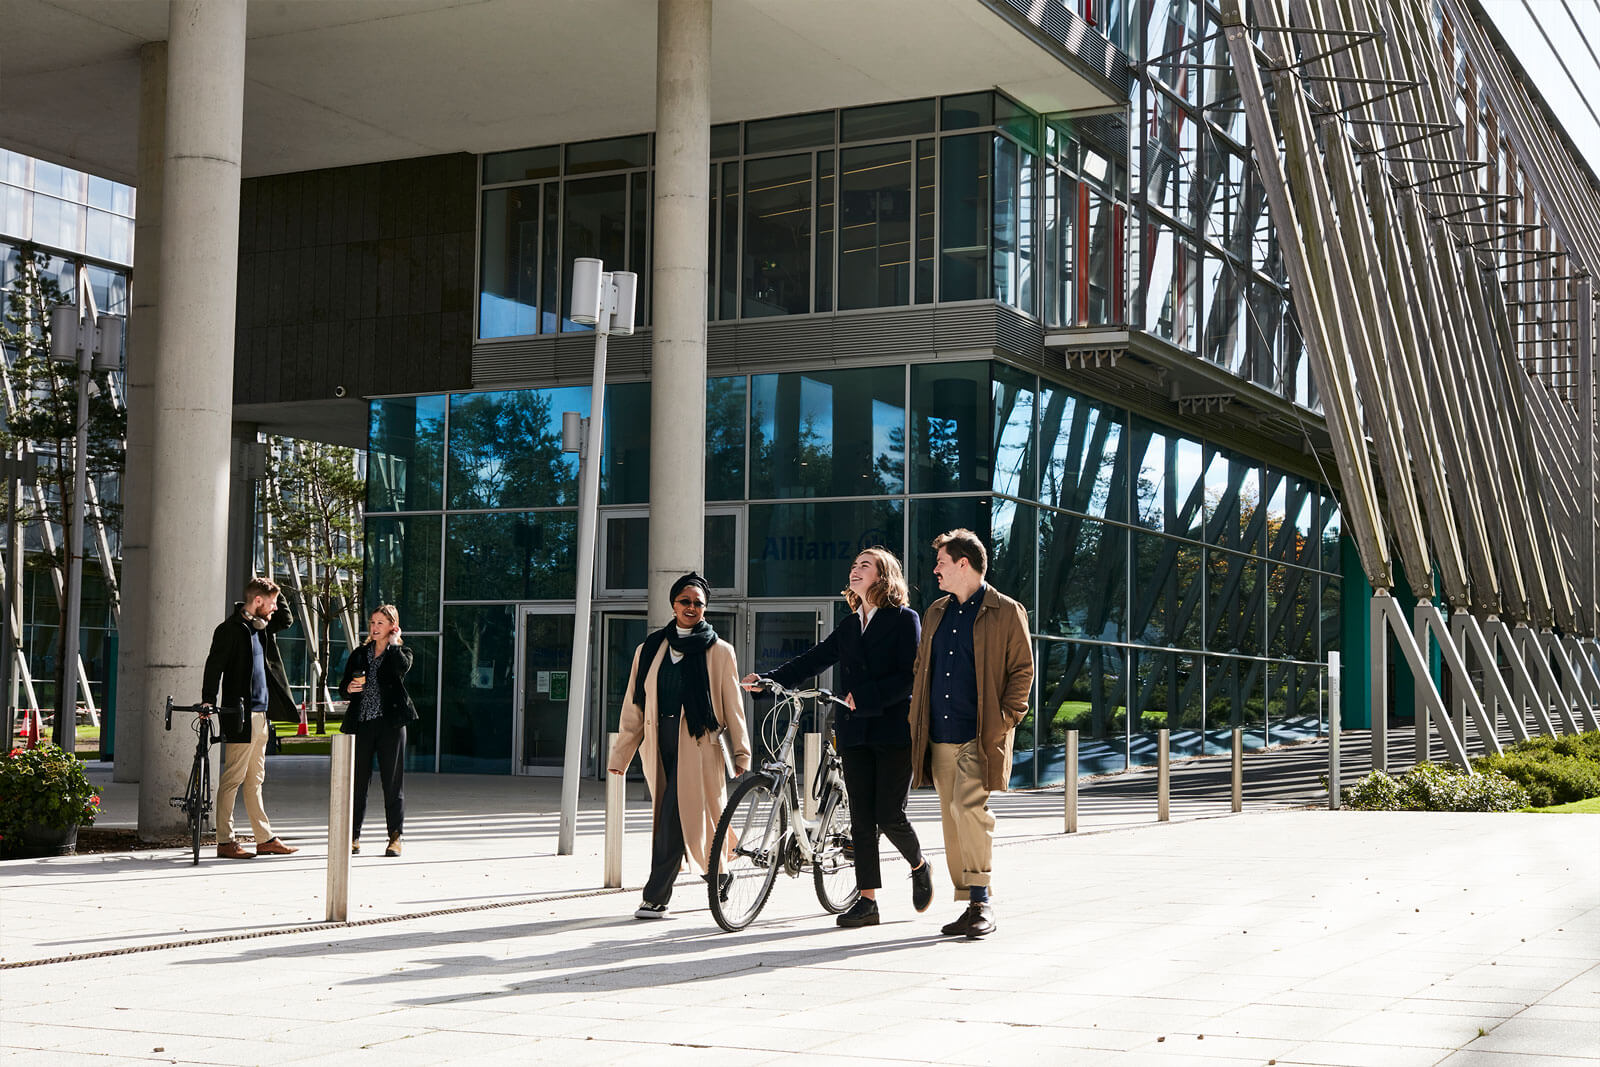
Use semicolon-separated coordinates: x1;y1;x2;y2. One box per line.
0;0;1128;185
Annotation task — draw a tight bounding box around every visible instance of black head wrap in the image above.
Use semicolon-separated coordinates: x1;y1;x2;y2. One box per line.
633;573;719;738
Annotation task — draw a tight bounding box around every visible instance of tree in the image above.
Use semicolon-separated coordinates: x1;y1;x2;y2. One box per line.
0;245;126;735
264;437;363;734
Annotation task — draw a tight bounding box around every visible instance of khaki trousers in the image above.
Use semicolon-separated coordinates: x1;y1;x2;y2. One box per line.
217;711;275;844
931;740;994;899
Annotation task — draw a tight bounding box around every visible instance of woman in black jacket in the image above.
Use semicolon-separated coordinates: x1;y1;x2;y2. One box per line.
338;604;418;857
742;547;932;928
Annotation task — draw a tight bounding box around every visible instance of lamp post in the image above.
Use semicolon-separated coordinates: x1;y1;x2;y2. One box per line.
559;258;637;856
48;284;123;754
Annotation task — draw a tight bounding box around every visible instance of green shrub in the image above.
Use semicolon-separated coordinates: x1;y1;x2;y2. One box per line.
0;745;100;854
1473;730;1600;808
1341;762;1529;812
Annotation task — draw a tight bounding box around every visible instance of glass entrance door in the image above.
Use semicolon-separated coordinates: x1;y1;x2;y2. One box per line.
516;608;575;775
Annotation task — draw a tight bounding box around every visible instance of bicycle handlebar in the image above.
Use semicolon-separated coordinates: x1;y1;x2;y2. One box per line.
748;677;849;709
164;697;242;731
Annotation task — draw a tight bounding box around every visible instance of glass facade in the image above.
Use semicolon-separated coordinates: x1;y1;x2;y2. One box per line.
369;361;1338;782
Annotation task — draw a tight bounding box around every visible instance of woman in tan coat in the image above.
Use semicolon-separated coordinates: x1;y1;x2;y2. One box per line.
608;573;752;919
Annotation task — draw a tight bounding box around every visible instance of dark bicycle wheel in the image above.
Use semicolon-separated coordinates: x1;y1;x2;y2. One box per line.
185;758;204;865
708;772;787;932
812;781;859;913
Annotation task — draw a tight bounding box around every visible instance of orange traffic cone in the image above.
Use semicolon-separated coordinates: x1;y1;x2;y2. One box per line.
26;709;40;749
296;702;308;737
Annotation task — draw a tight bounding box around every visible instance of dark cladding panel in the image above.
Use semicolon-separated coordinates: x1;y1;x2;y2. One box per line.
235;152;477;405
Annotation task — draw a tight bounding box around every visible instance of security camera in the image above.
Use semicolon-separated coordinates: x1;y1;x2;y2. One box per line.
334;385;347;398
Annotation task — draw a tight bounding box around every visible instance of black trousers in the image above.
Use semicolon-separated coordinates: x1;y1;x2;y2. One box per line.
839;742;923;891
352;722;406;840
643;713;685;906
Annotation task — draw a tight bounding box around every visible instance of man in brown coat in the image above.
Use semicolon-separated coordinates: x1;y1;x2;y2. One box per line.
909;529;1034;939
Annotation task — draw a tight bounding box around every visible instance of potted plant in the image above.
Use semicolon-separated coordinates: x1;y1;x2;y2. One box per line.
0;745;100;858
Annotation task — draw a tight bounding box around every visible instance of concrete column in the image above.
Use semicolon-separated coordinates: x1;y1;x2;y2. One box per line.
137;0;247;838
114;41;167;783
647;0;711;628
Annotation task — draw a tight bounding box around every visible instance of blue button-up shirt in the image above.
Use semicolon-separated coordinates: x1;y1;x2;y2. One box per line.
929;584;985;744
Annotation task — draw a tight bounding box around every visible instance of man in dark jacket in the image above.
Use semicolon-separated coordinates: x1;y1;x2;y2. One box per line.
908;529;1034;940
202;577;300;859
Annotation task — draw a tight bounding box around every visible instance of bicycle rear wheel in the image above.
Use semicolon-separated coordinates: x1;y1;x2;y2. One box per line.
812;783;858;913
708;773;787;932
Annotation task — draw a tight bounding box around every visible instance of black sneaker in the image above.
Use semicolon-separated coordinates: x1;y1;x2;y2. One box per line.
910;861;933;913
634;901;668;919
837;897;879;928
703;872;732;902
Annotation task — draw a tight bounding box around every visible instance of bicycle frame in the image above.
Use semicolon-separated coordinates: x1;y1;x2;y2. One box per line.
751;685;846;869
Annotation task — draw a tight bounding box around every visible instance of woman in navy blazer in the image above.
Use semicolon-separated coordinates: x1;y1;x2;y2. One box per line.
743;547;933;928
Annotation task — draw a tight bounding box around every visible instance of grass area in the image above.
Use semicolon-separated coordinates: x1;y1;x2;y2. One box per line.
270;720;333;756
1525;796;1600;814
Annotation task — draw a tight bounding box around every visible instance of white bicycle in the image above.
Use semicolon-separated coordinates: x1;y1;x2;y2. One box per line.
706;680;858;932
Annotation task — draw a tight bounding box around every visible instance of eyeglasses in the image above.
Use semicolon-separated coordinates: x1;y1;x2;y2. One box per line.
674;598;705;609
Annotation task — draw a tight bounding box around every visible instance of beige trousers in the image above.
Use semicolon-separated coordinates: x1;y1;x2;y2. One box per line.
931;740;994;898
217;711;275;844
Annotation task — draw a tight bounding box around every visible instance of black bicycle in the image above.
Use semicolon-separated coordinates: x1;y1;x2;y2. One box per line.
165;698;238;865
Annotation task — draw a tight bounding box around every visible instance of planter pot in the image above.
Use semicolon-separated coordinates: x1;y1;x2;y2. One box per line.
13;823;79;858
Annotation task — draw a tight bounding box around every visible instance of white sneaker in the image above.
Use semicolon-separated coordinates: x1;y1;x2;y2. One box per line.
634;901;668;919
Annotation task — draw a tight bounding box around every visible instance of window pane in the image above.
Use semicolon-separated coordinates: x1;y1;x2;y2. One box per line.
1037;640;1127;776
1206;548;1262;655
439;605;514;773
748;499;903;598
705;513;738;589
365;515;442;631
1130;418;1202;537
745;111;834;154
992;137;1018;306
817;152;835;312
916;139;935;304
838;142;912;310
445;511;577;601
719;163;739;317
842;99;935;142
479;186;543;338
1131;649;1202;761
602;382;650;505
565;135;648;174
561;174;628;331
939;133;990;301
992;365;1036;500
1040;513;1125;641
911;362;990;493
750;366;905;498
368;396;445;512
711;124;740;158
942;92;994;130
1132;532;1201;649
604;516;649;590
447;388;586;510
1202;446;1261;552
1320;501;1342;574
908;496;1036;621
1039;386;1126;519
1205;655;1264;753
396;635;437;771
908;496;984;608
706;376;747;501
483;146;559;184
743;155;812;316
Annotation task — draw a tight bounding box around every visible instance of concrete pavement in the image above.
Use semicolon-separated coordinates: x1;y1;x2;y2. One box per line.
1;748;1597;1065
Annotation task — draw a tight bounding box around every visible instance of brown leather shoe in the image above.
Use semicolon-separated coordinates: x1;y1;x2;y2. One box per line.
255;837;299;855
217;841;255;860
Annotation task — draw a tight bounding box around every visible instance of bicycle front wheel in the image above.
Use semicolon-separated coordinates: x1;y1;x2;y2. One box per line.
708;773;787;932
185;760;204;866
812;783;859;913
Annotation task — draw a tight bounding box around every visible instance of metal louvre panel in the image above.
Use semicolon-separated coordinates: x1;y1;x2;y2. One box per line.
990;0;1135;95
471;332;651;387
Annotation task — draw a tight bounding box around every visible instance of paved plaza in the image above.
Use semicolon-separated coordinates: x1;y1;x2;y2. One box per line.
1;748;1597;1065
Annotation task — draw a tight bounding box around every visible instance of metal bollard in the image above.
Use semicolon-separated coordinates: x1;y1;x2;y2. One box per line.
803;733;821;821
1157;728;1170;822
1230;727;1243;813
326;733;354;923
1064;730;1079;833
1328;653;1342;811
604;732;623;888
